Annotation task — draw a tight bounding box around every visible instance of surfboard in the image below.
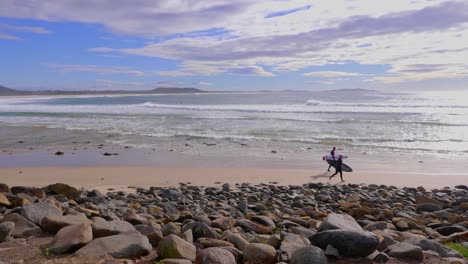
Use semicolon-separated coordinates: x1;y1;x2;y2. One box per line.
327;160;353;172
323;154;348;161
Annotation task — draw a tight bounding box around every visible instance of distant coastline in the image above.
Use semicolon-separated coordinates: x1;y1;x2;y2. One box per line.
0;85;207;96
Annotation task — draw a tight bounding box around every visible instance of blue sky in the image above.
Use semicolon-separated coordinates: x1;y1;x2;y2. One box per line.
1;0;468;91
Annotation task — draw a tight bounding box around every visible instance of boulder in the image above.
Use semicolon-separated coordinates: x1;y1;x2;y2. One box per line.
416;203;442;213
227;233;249;250
0;183;10;193
92;220;136;238
220;246;243;263
0;193;10;207
11;186;45;199
279;233;310;262
157;234;196;262
0;213;41;238
415;195;444;205
44;183;80;200
75;233;151;258
373;252;390;263
20;202;62;225
404;237;463;259
290;246;327;264
135;222;163;247
318;213;362;232
41;213;91;233
212;217;235;231
310;229;379;258
0;222;15;242
162;222;182;237
50;222;93;254
182;222;218;241
195;247;236;264
236;219;272;234
243;243;277;264
435;226;466;236
196;237;234;248
363;221;395;231
384;242;423;261
251;215;276;228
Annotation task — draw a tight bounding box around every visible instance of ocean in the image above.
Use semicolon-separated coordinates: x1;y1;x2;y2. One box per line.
1;89;467;158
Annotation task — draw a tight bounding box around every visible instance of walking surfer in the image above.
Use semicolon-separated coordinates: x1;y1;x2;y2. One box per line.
327;147;336;172
329;155;345;182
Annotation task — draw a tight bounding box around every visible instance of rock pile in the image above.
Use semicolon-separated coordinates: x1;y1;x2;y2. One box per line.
0;182;467;263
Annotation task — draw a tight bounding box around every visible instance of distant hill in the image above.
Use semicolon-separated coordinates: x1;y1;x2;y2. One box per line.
0;86;206;96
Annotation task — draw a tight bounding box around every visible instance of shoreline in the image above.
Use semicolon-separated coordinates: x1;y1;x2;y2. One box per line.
1;166;467;193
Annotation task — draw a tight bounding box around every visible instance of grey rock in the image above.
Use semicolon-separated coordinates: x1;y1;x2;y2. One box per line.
162;222;182;237
363;221;395;231
92;220;136;238
373;252;390;263
279;233;310;262
211;217;235;231
416;203;442;213
75;233;151;258
435;225;466;236
41;213;91;233
20;202;62;225
290;246;327;264
182;221;217;241
251;215;276;228
0;222;15;242
0;213;41;238
135;222;163;247
384;242;423;261
243;243;277;264
50;222;93;254
404;237;463;259
227;233;249;251
196;247;236;264
318;213;362;232
157;234;196;262
310;229;379;258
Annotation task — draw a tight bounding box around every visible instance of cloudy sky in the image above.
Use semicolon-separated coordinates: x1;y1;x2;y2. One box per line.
1;0;468;91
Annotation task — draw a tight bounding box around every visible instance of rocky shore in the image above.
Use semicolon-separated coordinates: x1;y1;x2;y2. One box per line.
0;182;467;264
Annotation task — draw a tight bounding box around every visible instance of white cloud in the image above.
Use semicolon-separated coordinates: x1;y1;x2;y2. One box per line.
48;64;145;76
194;81;214;86
303;71;362;78
0;23;51;40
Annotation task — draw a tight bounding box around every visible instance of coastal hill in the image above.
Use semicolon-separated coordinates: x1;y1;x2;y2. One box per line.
0;85;206;96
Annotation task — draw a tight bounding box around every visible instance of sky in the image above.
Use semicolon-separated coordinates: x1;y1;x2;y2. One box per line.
1;0;468;91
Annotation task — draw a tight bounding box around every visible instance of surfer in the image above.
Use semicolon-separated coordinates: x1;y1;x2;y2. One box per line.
329;155;344;182
327;147;336;172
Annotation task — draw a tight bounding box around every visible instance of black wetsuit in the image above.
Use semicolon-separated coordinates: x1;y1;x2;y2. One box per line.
330;158;343;181
327;150;336;171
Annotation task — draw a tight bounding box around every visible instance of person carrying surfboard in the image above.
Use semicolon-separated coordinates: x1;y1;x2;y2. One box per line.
327;147;336;172
329;155;345;182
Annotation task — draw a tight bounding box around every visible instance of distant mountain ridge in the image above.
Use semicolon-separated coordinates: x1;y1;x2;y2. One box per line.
0;85;207;96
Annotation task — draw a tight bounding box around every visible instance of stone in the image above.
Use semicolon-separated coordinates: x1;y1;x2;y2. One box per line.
279;233;310;262
290;246;327;264
0;213;42;238
0;183;10;193
373;252;390;263
125;213;149;225
212;217;235;231
415;195;444;205
220;246;243;263
310;229;379;258
11;186;45;199
227;233;249;250
195;247;236;264
50;222;93;254
243;243;277;264
0;193;10;207
384;242;423;261
0;222;15;242
196;237;234;248
160;189;186;201
416;203;442;213
318;213;362;232
75;233;152;258
162;222;182;237
251;215;276;228
44;183;80;200
20;202;62;225
363;221;395;231
92;220;136;238
182;222;218;241
404;237;463;259
435;226;466;236
135;222;163;247
236;219;272;234
41;213;92;233
161;260;192;264
157;234;196;262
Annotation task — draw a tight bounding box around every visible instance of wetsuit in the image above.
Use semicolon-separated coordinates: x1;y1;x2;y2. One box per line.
327;150;336;171
330;158;343;182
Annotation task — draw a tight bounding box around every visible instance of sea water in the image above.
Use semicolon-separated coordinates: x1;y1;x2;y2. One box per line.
0;89;467;158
